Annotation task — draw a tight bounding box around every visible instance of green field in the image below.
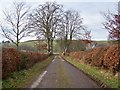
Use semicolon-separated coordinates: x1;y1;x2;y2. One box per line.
1;39;119;53
96;41;109;45
1;40;61;53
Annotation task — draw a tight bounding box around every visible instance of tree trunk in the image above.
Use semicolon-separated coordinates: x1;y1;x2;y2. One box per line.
47;38;51;54
50;39;53;55
16;33;19;51
16;42;19;51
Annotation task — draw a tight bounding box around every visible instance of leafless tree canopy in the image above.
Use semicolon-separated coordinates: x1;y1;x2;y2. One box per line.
57;10;84;53
1;1;88;53
102;11;120;41
29;2;63;54
82;30;91;40
0;2;31;50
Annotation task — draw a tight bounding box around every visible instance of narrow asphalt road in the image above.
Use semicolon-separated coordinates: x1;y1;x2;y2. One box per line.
30;56;100;88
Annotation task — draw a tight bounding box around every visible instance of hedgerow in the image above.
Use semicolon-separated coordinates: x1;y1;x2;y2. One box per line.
2;48;20;78
2;48;49;79
68;45;119;74
103;45;120;73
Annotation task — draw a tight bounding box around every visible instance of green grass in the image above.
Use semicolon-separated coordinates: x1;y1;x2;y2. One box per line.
64;56;119;88
96;40;120;46
0;80;2;89
2;55;54;88
96;40;108;44
20;41;35;47
56;59;71;88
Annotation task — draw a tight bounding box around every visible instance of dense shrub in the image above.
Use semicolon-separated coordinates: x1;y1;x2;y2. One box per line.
19;52;29;70
2;48;20;78
85;47;108;67
68;45;119;74
103;45;120;73
2;48;49;79
19;52;48;69
88;47;108;67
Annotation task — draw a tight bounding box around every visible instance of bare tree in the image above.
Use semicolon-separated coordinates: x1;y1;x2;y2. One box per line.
29;2;63;54
58;10;84;54
102;11;120;41
34;37;47;52
82;30;91;40
0;2;31;50
81;30;97;49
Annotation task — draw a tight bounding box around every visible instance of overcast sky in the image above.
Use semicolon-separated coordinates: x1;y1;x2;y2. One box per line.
0;0;119;42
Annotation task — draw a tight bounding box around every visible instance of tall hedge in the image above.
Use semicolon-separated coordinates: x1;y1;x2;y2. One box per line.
69;45;120;74
2;48;49;79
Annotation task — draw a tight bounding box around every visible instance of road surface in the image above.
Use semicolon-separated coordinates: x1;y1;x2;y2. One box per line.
30;56;100;88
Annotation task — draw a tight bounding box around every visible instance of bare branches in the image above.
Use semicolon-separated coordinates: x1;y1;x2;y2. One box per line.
1;1;88;53
82;30;91;40
29;2;63;54
102;11;120;40
1;2;31;50
58;10;84;53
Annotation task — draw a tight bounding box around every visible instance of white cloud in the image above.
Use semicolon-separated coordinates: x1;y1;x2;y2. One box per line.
25;0;119;3
0;1;117;42
91;29;109;41
81;13;105;27
81;13;109;40
0;0;119;3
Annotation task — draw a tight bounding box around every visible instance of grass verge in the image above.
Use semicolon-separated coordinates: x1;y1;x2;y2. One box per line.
64;56;118;88
2;55;54;88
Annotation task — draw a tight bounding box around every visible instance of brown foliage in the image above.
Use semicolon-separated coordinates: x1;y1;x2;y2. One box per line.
20;52;48;69
68;45;119;73
103;13;120;40
2;48;49;79
104;45;120;72
2;48;20;78
35;42;47;51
